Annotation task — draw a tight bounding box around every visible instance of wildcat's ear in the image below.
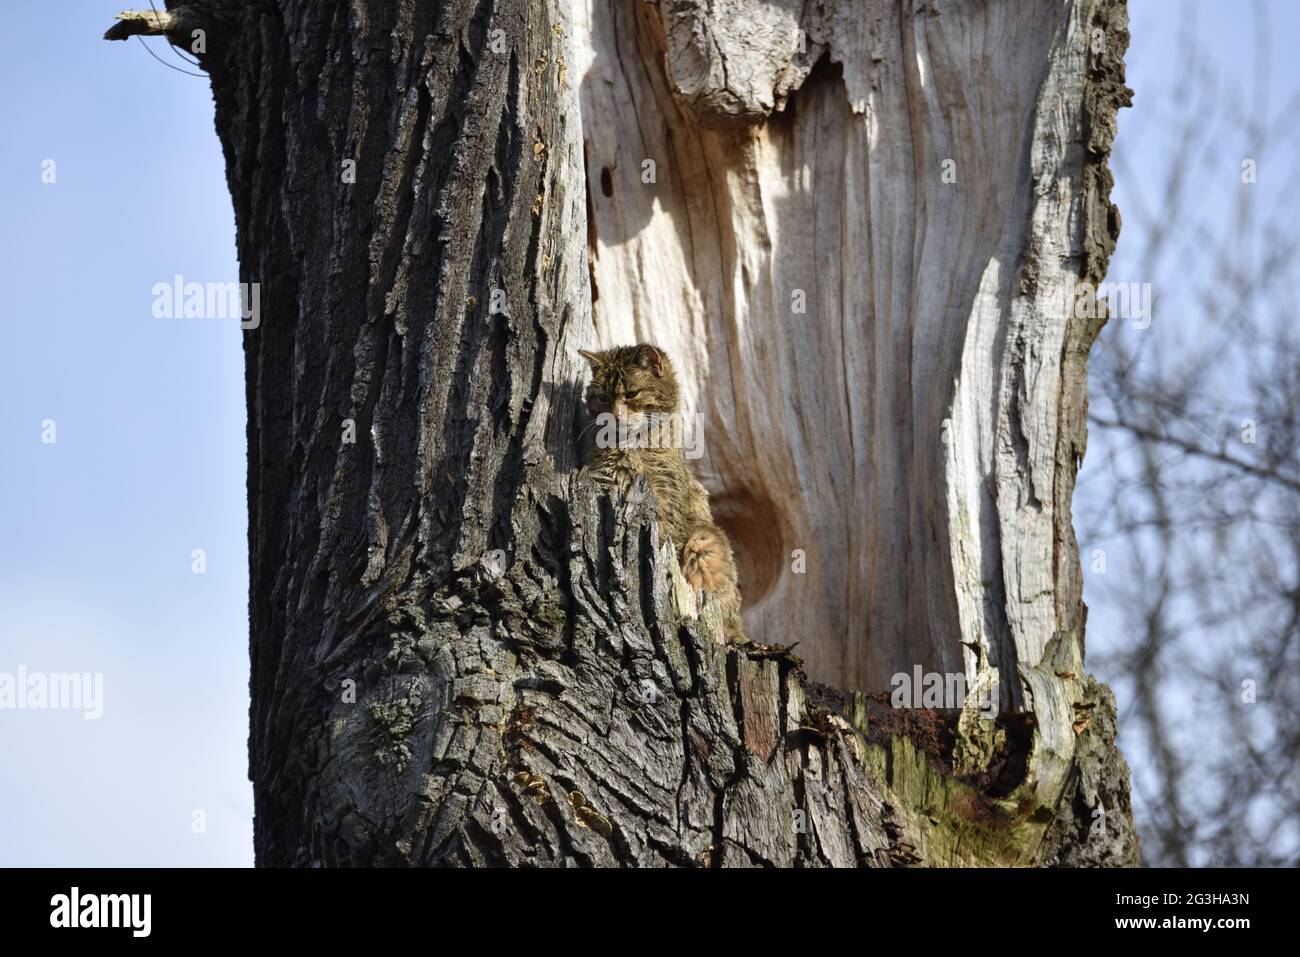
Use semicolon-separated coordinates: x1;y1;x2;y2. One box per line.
577;349;603;370
635;344;666;377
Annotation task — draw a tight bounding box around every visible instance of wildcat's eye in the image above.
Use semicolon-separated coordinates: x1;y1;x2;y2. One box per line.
625;389;641;399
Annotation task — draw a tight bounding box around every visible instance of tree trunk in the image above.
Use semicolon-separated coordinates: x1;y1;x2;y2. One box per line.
107;0;1138;866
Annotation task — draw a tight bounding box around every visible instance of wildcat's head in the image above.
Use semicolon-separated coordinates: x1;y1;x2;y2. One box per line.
579;343;680;427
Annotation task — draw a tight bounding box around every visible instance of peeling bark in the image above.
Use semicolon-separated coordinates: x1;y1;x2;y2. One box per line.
106;0;1138;866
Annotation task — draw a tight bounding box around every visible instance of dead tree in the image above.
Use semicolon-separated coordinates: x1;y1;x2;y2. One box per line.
105;0;1139;866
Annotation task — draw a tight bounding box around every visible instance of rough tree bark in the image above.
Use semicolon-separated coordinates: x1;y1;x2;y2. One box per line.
106;0;1139;866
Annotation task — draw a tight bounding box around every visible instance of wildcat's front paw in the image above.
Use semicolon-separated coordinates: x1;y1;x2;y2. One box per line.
583;464;634;496
578;464;604;484
681;527;726;595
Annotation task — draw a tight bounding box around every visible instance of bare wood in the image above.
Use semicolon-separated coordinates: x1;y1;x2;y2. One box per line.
103;9;178;41
578;0;1129;709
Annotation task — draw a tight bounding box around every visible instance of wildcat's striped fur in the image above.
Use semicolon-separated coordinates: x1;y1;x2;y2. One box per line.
579;344;744;642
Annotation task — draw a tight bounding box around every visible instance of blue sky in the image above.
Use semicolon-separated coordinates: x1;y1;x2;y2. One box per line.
1078;0;1300;865
1;1;1295;867
0;2;249;865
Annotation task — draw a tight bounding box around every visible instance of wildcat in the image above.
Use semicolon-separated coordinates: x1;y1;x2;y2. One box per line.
578;343;744;642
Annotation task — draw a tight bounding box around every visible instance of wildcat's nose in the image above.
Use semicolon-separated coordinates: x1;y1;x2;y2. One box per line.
614;402;628;419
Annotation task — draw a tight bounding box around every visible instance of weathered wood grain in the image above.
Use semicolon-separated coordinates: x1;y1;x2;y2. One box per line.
578;0;1127;706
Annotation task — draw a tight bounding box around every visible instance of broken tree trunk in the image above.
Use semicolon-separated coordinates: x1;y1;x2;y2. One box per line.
105;0;1139;865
